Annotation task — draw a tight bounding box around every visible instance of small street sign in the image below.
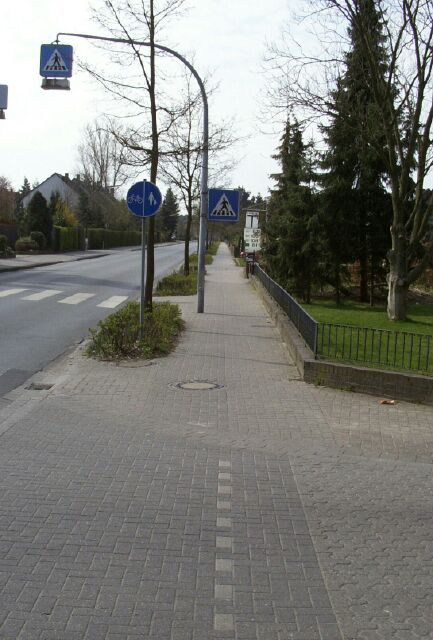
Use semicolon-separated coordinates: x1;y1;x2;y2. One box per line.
208;189;240;222
244;228;262;252
40;45;73;78
0;85;8;109
126;180;162;217
245;211;260;229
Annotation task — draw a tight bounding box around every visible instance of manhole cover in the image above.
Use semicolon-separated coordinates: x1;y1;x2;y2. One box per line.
174;381;224;391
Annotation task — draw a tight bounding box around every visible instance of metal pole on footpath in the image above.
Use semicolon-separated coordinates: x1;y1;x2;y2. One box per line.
140;216;146;339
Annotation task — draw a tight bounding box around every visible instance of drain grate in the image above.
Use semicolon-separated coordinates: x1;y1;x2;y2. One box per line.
172;380;224;391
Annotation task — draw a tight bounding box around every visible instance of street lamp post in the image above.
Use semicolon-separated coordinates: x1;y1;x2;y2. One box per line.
50;32;209;313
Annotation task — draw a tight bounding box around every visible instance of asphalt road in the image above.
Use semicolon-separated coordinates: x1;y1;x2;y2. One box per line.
0;243;195;398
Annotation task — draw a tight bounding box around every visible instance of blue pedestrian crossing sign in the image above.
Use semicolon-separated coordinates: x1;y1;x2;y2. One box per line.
126;180;162;217
208;189;240;222
40;44;73;78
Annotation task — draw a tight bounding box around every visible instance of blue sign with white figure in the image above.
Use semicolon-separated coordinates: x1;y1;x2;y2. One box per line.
127;181;162;217
40;44;73;78
208;189;240;222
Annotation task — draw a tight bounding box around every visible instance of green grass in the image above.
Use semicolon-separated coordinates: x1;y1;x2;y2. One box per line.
302;299;433;375
303;299;433;334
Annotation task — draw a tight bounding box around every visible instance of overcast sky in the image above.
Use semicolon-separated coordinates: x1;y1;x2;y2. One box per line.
0;0;292;204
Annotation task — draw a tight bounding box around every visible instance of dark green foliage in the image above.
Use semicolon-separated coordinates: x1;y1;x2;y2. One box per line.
320;0;391;303
86;228;141;250
86;300;184;360
156;188;179;241
0;235;7;252
52;226;85;252
264;119;321;303
15;236;39;252
30;231;46;250
27;192;52;245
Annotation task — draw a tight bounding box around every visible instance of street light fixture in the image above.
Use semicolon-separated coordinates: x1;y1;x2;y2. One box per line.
43;32;209;313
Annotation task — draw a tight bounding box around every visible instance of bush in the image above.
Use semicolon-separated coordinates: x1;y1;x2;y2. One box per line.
155;271;197;296
30;231;46;250
15;236;39;252
85;300;184;360
0;235;7;253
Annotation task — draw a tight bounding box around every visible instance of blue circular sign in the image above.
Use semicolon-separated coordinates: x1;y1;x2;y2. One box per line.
126;181;162;217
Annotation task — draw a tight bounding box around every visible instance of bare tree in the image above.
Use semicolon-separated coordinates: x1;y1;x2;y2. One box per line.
77;118;128;192
266;0;433;320
84;0;187;309
158;70;237;274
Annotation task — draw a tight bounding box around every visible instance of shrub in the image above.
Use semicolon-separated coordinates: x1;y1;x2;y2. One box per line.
0;235;7;253
155;271;197;296
85;300;184;360
30;231;46;250
15;236;39;252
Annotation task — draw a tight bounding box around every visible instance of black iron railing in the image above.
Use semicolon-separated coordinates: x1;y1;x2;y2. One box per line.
253;264;318;353
317;323;433;374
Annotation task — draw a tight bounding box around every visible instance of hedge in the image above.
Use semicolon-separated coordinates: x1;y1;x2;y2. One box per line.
87;228;141;249
51;226;141;252
52;226;85;252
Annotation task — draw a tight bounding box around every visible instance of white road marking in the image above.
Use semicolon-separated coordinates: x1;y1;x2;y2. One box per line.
97;296;128;309
0;288;27;298
22;290;63;301
58;293;95;305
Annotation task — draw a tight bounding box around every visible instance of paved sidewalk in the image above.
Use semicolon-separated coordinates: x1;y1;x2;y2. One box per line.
0;244;433;639
0;250;113;273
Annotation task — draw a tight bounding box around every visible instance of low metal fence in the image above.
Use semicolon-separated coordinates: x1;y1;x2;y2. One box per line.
253;264;318;353
317;323;433;374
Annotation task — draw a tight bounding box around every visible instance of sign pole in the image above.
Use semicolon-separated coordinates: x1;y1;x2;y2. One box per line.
140;181;146;339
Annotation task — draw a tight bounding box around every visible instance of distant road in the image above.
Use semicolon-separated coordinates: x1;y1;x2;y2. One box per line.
0;243;196;399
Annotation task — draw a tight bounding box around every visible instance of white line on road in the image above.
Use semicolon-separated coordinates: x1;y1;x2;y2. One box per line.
97;296;129;309
0;288;27;298
58;293;95;305
22;290;63;301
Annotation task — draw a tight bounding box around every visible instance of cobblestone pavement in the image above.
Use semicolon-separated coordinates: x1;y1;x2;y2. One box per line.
0;244;433;639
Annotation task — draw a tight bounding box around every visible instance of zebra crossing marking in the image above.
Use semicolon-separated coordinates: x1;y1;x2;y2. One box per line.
22;290;63;301
58;293;95;305
97;296;128;309
0;288;27;298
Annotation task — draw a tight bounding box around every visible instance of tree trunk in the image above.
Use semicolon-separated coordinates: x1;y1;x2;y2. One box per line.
387;270;408;320
387;222;408;320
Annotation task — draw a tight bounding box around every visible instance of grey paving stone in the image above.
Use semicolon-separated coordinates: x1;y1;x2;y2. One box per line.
0;244;432;639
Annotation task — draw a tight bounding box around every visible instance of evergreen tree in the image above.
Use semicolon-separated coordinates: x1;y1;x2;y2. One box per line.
320;0;391;303
15;177;32;235
264;119;321;303
27;192;52;246
157;188;179;242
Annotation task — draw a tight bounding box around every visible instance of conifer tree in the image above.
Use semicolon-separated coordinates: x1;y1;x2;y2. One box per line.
157;188;179;242
27;192;52;246
320;0;391;303
264;119;321;303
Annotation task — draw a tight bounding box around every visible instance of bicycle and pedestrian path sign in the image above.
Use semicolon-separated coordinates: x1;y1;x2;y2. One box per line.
127;181;162;218
40;45;73;78
208;189;240;222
